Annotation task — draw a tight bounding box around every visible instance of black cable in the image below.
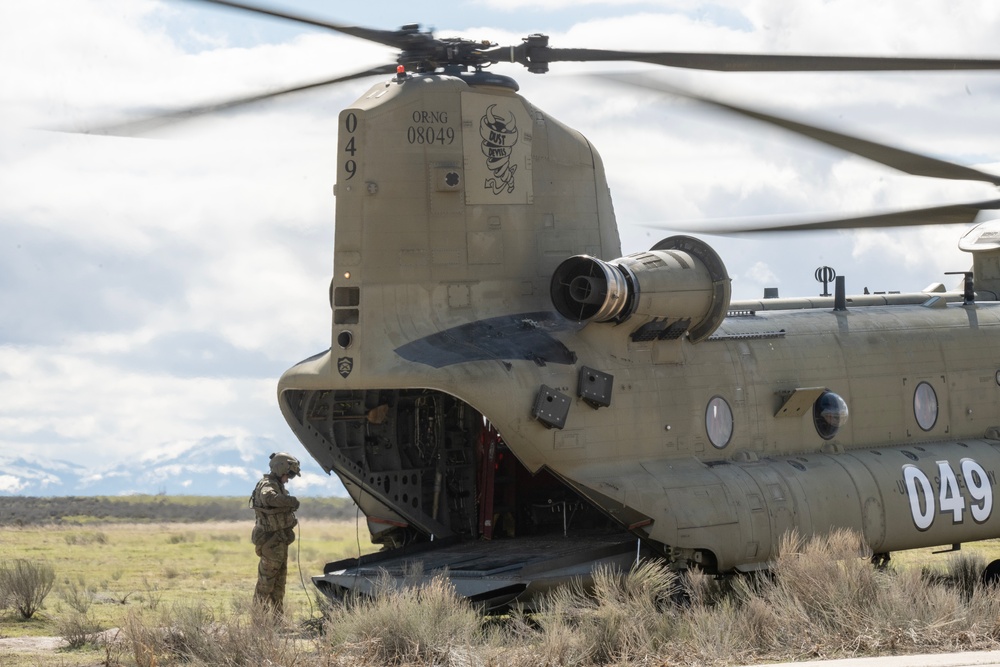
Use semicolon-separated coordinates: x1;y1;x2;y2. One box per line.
353;490;363;592
295;518;316;619
355;505;362;558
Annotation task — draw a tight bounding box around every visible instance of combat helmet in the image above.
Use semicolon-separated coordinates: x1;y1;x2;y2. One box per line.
269;452;300;479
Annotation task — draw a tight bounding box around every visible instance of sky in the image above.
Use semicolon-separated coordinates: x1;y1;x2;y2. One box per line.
1;0;999;496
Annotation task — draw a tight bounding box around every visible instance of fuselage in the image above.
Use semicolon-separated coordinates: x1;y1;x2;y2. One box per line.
277;69;1000;574
544;296;1000;569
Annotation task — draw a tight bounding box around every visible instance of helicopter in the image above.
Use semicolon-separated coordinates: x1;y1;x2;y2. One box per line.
67;0;1000;609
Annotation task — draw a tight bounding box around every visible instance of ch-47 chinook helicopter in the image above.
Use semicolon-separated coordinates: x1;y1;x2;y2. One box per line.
126;0;1000;609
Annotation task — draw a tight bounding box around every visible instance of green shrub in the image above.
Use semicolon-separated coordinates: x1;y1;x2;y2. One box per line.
58;609;104;649
0;558;56;619
140;576;162;611
63;531;108;546
59;575;94;613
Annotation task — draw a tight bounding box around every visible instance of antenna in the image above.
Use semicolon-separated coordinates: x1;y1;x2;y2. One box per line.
815;266;836;297
945;271;976;305
834;276;847;311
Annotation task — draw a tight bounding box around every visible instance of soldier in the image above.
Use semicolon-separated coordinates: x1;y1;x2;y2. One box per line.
249;452;301;613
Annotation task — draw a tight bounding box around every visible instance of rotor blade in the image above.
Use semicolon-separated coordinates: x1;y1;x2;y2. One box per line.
70;65;396;136
600;74;1000;187
535;48;1000;72
189;0;412;50
670;199;1000;234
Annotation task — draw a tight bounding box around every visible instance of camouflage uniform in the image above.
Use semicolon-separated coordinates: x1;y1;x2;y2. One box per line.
250;462;299;613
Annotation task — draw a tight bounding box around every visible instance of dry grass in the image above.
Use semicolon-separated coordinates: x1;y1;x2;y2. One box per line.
5;521;1000;666
122;597;304;667
0;517;369;666
530;559;679;664
0;519;368;637
660;530;1000;665
325;573;482;665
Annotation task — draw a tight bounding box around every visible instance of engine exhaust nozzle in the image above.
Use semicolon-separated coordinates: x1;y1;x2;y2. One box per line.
550;255;631;323
550;236;732;343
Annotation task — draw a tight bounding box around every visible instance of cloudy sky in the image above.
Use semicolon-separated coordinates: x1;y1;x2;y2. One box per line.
1;0;999;496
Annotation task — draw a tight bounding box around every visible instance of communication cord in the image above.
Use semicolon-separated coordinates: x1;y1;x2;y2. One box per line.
295;521;317;619
355;505;362;560
353;431;366;588
353;482;363;589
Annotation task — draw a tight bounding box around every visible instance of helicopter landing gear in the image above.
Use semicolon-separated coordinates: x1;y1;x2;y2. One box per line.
870;552;891;570
981;559;1000;588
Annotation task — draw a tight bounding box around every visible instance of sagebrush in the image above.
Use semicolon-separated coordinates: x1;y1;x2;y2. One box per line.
0;558;55;619
5;522;1000;666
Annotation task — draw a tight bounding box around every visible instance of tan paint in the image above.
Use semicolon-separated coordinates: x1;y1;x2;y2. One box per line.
279;71;1000;573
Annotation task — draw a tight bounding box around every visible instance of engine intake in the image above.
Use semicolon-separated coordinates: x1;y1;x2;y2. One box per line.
550;235;731;343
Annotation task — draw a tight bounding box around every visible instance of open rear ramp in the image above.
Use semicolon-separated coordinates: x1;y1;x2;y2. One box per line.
314;529;645;611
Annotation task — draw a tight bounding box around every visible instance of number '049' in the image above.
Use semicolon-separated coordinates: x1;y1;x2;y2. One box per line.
902;459;993;531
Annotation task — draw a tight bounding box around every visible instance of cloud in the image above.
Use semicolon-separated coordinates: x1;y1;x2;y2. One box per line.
286;471;343;494
0;462;65;495
743;262;780;289
1;0;999;499
0;475;27;494
216;465;254;480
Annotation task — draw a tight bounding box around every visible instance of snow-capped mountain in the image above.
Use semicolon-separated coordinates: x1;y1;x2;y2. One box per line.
0;436;346;497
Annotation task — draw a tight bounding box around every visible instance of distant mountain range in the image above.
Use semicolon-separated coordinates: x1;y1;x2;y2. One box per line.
0;438;347;497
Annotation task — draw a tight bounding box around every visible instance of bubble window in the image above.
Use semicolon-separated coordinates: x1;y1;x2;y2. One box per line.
913;381;938;431
706;396;733;449
814;391;849;440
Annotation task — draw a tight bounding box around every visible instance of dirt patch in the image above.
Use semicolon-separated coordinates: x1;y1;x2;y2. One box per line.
0;635;67;652
0;628;120;654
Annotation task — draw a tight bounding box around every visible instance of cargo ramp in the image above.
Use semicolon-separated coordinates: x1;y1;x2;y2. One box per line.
314;529;647;612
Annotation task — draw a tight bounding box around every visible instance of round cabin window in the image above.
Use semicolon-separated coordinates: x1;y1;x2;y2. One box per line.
913;381;938;431
706;396;733;448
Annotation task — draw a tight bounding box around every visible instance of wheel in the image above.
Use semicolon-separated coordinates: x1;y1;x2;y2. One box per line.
870;552;891;570
980;559;1000;588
